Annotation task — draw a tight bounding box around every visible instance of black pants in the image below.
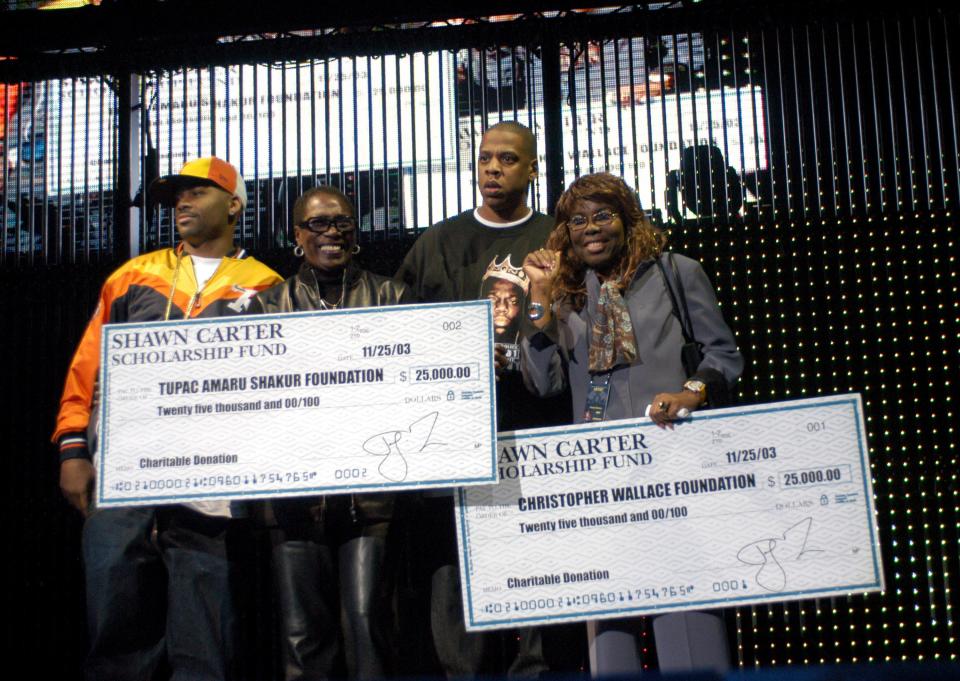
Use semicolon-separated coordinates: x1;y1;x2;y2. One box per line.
420;496;547;678
271;497;391;681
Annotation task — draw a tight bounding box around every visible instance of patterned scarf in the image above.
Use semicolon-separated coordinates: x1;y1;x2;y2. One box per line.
588;278;638;372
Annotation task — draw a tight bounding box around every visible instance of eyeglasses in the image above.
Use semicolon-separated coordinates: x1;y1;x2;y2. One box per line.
299;215;356;234
567;209;617;232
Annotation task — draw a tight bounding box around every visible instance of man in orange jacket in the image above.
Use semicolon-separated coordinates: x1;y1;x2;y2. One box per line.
53;156;281;681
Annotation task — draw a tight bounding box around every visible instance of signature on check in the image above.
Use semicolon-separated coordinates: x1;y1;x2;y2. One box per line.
736;517;824;592
361;411;443;481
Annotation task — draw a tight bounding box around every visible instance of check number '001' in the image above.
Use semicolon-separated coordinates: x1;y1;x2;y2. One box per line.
413;364;477;382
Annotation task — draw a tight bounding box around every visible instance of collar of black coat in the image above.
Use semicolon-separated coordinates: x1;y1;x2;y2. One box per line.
296;259;363;289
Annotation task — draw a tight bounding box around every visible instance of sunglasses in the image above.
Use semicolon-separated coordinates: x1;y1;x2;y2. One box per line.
298;215;356;234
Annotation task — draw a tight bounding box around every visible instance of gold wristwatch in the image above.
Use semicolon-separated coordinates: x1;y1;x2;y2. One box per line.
683;379;707;405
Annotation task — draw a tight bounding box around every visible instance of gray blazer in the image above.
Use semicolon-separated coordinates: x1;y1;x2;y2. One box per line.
521;253;743;423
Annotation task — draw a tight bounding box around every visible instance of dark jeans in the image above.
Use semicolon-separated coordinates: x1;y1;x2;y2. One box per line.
430;564;546;677
82;506;243;681
422;497;547;678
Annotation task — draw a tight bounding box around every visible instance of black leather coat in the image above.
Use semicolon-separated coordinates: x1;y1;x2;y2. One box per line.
250;261;410;530
251;260;409;314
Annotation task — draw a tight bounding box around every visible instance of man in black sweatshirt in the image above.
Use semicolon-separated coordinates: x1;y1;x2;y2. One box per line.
396;121;568;677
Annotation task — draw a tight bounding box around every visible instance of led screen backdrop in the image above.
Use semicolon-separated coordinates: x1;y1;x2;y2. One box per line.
2;25;770;252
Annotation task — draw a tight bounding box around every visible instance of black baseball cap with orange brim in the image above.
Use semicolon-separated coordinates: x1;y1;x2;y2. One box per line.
149;156;248;209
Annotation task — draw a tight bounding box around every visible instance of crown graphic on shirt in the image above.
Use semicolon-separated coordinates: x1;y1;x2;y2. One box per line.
481;255;529;294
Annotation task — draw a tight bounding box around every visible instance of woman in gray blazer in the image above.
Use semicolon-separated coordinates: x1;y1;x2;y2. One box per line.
520;172;743;674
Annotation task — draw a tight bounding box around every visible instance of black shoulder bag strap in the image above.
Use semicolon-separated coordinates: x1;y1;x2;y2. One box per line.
655;251;704;376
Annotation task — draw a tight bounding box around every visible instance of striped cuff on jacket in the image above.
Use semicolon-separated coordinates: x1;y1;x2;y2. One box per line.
58;434;91;463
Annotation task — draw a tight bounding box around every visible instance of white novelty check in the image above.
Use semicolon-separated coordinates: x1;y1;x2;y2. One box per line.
96;300;497;507
455;394;883;630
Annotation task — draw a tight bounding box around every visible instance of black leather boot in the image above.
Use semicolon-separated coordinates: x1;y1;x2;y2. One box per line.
339;535;387;680
273;540;339;681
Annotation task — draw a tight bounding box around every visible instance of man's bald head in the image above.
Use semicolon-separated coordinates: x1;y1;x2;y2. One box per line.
484;121;536;158
475;121;539;222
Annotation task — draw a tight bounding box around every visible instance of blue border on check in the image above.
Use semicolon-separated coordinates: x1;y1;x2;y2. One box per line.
457;394;884;629
97;299;499;505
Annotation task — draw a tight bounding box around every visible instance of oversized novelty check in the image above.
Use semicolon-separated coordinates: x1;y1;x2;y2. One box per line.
455;394;883;630
96;301;497;507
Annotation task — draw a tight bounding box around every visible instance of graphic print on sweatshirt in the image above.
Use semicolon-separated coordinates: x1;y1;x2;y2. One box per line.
480;254;529;370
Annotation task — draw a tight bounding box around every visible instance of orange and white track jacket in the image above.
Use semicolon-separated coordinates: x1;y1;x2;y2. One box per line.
53;245;282;461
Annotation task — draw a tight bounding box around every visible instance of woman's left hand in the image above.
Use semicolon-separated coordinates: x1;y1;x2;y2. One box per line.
650;390;703;429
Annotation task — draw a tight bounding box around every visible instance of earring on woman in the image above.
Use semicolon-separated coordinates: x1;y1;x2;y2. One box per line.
351;244;361;255
294;244;304;257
